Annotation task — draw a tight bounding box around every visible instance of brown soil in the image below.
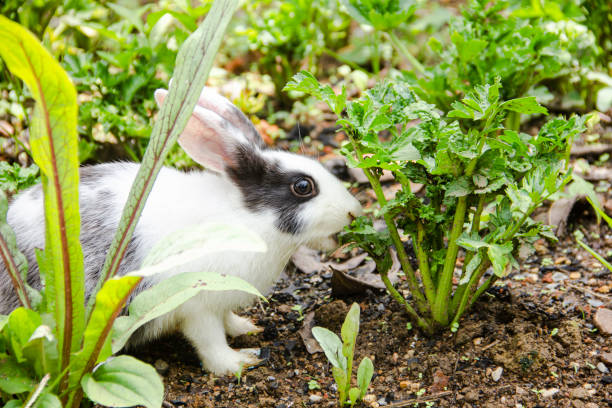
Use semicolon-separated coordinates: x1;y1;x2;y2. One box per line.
132;201;612;408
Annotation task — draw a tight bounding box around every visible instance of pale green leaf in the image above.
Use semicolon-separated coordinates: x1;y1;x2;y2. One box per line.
311;326;345;370
81;355;163;408
357;357;374;397
139;222;266;274
341;303;360;348
112;272;263;353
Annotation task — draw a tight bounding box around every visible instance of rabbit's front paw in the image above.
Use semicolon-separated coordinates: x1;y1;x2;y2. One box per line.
201;348;260;375
224;311;263;337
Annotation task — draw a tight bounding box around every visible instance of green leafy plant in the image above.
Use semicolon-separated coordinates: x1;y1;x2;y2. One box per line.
340;0;423;75
0;162;39;195
312;303;374;407
575;200;612;273
239;0;351;106
287;72;585;334
404;0;599;129
0;2;260;406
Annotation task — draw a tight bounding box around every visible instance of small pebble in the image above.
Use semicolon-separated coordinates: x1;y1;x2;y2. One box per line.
465;390;479;402
309;395;323;403
594;308;612;335
569;387;589;400
377;397;387;406
569;272;581;280
491;366;503;382
601;352;612;365
541;388;560;398
597;362;609;373
552;272;569;282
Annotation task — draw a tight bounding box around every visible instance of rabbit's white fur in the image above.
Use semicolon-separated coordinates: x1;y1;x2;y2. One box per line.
2;86;362;375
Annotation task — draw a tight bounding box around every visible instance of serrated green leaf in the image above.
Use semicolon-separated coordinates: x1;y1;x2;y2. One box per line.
445;176;472;197
488;242;513;277
501;97;547;115
81;355;163;408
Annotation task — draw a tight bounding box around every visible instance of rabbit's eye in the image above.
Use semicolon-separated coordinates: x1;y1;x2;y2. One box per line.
291;177;315;198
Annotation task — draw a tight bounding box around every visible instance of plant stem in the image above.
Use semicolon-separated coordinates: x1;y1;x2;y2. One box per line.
470;273;497;306
379;259;433;335
451;258;491;327
431;196;467;326
346;131;429;316
450;195;485;314
366;167;430;315
387;31;426;76
415;221;436;305
372;31;381;76
505;111;521;132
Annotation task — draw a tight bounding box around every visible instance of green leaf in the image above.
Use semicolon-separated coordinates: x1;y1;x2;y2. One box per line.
140;222;266;272
348;387;361;407
357;357;374;397
5;308;42;363
3;400;21;408
69;275;142;390
0;355;36;394
311;327;345;370
445;176;472;198
112;272;264;353
94;0;240;314
284;71;346;115
341;303;360;349
0;15;85;366
31;392;62;408
81;355;163;408
488;242;513;277
501;97;548;115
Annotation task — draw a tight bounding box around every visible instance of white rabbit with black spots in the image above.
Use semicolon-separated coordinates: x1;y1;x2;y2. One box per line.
0;86;363;375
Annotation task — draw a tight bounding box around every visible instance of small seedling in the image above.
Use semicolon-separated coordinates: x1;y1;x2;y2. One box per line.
292;304;305;321
308;379;321;390
550;328;559;336
312;303;374;407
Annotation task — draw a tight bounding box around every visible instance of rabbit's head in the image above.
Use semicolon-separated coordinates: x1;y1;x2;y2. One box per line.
154;86;362;249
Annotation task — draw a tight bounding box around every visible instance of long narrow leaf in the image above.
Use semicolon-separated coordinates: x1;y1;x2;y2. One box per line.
68;276;141;391
577;238;612;272
0;16;84;385
92;0;239;313
0;190;32;308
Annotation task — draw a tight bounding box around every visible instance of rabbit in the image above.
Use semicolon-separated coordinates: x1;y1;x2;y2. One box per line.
0;85;363;375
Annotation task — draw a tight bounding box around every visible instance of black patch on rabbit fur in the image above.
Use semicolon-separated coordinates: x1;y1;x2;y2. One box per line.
227;144;318;235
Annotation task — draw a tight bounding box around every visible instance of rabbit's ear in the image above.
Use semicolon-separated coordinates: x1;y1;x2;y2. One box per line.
196;87;265;149
154;88;258;173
